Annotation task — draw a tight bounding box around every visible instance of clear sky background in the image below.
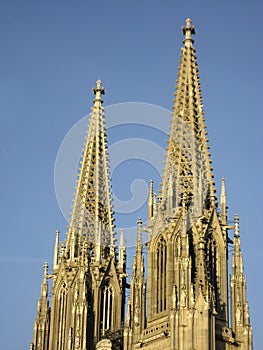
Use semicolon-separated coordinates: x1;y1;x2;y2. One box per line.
1;1;262;349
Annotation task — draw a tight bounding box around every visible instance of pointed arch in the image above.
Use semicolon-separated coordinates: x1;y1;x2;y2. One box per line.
173;231;181;258
156;235;167;313
100;279;114;336
57;282;67;350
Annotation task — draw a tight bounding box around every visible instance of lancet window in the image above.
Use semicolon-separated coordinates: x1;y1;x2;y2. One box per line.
156;236;167;313
57;283;67;350
100;281;114;335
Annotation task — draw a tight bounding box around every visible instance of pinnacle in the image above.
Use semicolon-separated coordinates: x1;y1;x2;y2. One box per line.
234;214;240;237
40;262;49;298
43;262;48;276
136;218;143;246
220;178;227;224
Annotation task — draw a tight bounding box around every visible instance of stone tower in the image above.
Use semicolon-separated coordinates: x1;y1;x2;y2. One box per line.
31;19;253;350
123;19;253;350
31;80;126;350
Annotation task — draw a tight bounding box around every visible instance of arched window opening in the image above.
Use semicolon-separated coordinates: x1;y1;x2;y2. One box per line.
156;236;167;313
57;283;67;350
100;282;114;336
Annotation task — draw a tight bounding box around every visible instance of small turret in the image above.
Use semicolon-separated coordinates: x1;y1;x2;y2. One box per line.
124;218;146;346
32;263;50;350
230;215;253;347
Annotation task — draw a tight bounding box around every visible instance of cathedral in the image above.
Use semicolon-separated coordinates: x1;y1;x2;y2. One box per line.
30;19;253;350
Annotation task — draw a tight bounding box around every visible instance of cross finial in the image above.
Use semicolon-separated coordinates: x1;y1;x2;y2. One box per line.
182;18;195;46
92;79;105;107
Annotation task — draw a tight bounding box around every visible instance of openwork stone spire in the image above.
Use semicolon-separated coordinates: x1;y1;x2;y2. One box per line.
37;81;126;350
30;20;253;350
67;80;115;255
158;18;215;226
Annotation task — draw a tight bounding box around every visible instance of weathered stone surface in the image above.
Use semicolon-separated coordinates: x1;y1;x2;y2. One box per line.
31;19;252;350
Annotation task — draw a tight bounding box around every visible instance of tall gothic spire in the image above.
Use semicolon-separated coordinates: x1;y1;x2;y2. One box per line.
35;82;126;350
66;80;115;259
157;18;215;228
30;20;253;350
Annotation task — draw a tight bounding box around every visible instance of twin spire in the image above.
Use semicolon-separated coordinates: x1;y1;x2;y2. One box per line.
64;18;207;257
63;18;220;256
33;20;252;350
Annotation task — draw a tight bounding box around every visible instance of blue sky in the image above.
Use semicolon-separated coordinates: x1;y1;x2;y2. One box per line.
0;1;262;349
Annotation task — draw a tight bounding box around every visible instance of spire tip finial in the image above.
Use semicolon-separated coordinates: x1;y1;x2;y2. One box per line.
96;79;102;89
182;18;195;46
92;79;105;106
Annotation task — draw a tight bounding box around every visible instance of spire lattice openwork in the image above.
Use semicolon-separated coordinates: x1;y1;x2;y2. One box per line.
67;80;115;255
156;18;215;228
